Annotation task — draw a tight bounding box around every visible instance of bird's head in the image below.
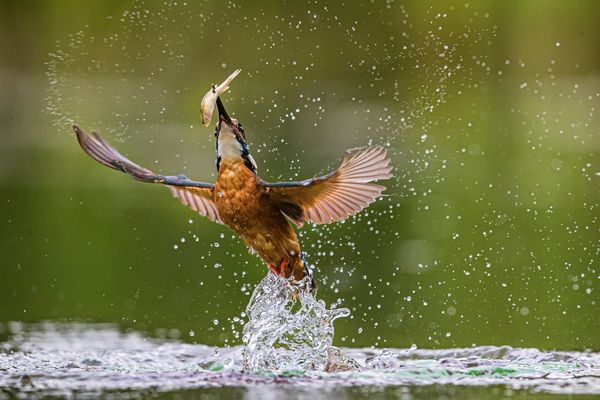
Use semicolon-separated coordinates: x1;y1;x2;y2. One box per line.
214;97;256;172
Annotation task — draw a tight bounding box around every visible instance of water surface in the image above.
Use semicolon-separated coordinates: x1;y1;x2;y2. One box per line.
1;322;598;399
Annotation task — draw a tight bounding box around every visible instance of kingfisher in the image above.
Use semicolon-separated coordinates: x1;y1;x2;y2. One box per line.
73;83;392;291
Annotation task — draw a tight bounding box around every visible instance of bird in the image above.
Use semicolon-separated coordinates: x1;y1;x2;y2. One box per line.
73;96;393;292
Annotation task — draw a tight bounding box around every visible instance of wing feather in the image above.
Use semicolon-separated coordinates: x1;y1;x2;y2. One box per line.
74;124;221;223
167;186;221;223
260;146;393;226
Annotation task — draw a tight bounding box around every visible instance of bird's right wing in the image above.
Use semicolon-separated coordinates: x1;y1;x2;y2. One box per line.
74;124;221;223
260;146;393;226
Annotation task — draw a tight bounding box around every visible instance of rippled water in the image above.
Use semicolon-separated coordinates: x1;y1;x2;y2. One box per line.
1;320;598;399
1;275;599;399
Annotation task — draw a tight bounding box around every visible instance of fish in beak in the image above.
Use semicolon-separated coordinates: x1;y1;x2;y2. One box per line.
200;69;241;127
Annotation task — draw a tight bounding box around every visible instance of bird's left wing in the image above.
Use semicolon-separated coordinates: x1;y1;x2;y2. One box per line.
74;124;221;223
259;146;393;227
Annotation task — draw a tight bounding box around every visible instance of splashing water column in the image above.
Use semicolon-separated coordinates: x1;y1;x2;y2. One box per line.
242;273;350;372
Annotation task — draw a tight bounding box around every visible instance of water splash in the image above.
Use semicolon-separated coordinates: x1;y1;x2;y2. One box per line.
242;273;350;372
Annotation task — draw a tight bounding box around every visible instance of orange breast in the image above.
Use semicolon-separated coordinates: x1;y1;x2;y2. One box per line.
214;157;301;267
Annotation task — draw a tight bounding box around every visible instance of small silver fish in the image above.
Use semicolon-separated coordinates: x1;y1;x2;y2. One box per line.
200;69;241;127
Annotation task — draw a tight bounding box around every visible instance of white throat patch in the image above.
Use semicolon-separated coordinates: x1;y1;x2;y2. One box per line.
217;127;243;158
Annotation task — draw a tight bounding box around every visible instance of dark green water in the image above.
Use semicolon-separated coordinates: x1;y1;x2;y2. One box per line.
0;1;599;397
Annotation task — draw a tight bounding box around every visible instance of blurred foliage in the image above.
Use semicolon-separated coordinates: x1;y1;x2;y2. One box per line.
0;0;598;350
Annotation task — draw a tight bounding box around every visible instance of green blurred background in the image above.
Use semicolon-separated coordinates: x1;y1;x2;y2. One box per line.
0;1;598;350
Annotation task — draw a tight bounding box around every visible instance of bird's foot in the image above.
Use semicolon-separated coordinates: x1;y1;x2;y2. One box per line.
268;264;279;275
266;260;310;302
278;259;289;276
268;260;290;277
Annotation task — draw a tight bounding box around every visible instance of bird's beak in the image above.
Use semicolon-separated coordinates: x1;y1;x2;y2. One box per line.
216;97;232;125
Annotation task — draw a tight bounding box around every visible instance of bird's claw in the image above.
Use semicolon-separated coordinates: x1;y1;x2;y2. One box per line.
278;259;289;275
267;260;311;301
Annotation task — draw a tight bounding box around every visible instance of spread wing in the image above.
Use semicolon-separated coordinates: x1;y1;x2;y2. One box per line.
260;146;393;226
73;124;221;223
